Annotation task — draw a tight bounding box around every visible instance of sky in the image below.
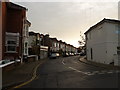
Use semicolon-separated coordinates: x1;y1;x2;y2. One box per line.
10;0;119;47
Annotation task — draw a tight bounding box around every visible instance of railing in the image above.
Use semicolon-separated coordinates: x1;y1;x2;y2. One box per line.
0;59;20;68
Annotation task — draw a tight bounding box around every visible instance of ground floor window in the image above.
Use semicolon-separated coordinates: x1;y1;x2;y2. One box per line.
6;40;17;52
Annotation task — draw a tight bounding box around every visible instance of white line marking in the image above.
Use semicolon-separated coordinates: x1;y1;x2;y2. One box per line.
98;72;105;74
107;72;113;73
62;59;65;65
73;61;78;64
68;67;91;75
93;71;99;73
87;73;95;75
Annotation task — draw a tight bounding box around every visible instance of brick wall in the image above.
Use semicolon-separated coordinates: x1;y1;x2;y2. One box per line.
1;2;7;60
2;2;26;60
0;1;2;60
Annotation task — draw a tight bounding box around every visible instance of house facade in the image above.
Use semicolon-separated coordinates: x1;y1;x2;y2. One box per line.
0;1;2;60
50;38;59;53
58;40;66;56
28;32;48;59
28;32;40;56
23;19;31;57
1;2;27;62
85;18;120;66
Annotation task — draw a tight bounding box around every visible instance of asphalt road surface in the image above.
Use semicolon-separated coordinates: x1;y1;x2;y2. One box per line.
20;56;120;88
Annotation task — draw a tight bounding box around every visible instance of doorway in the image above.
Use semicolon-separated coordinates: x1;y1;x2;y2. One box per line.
90;48;93;60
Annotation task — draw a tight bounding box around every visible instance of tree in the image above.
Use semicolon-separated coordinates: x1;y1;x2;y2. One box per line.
78;31;85;46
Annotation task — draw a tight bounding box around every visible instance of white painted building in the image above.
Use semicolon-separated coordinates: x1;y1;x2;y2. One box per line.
23;19;31;56
85;18;120;66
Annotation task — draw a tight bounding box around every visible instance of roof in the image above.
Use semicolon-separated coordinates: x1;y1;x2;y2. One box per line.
29;31;36;36
25;20;31;26
6;2;27;10
84;18;120;34
50;38;57;41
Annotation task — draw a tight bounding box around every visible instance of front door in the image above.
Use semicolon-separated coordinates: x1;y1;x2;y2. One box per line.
90;48;93;60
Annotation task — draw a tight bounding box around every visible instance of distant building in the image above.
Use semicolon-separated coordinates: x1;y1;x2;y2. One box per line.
58;40;66;56
50;38;59;53
85;18;120;66
28;32;40;56
28;32;48;59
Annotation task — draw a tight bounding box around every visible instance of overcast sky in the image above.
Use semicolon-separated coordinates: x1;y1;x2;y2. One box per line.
11;0;119;47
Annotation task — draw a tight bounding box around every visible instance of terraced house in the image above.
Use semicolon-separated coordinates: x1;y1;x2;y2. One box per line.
59;40;66;56
50;38;59;53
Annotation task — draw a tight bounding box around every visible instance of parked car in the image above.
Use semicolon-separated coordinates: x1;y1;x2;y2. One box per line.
80;52;86;56
49;53;60;59
63;53;69;57
71;53;74;56
69;53;72;56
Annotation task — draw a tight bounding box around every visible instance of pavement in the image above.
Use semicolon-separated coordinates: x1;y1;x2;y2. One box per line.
2;58;47;90
79;56;120;70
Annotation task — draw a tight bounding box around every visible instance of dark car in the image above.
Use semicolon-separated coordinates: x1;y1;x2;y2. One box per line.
49;53;60;59
80;52;86;56
63;53;69;57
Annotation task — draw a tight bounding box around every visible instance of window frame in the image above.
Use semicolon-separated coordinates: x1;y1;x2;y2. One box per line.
6;39;17;53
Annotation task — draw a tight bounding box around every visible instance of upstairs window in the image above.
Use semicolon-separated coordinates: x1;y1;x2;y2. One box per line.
5;32;19;53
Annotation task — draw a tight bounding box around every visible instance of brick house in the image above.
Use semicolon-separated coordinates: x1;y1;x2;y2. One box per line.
0;1;2;60
1;2;27;62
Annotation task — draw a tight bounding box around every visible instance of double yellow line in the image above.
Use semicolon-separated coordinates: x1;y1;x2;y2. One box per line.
13;62;42;89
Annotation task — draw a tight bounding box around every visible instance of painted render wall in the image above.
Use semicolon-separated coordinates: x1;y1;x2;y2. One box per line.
86;23;107;64
86;22;119;65
105;23;118;65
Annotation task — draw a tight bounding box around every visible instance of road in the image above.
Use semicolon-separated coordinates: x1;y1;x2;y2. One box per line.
20;56;120;88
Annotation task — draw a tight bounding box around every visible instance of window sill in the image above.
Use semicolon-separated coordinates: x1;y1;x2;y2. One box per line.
5;51;18;53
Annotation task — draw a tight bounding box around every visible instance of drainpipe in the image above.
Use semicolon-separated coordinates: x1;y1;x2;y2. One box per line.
21;18;25;63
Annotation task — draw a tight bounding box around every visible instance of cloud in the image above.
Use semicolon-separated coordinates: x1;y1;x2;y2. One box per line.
11;1;118;47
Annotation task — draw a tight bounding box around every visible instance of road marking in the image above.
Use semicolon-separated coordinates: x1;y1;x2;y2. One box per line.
107;71;113;73
68;67;91;75
62;59;66;65
98;72;105;74
93;71;99;73
13;62;43;88
73;61;78;64
62;57;120;76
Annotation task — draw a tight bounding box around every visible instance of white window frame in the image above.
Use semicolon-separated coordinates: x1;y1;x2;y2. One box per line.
5;32;19;53
6;39;17;53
